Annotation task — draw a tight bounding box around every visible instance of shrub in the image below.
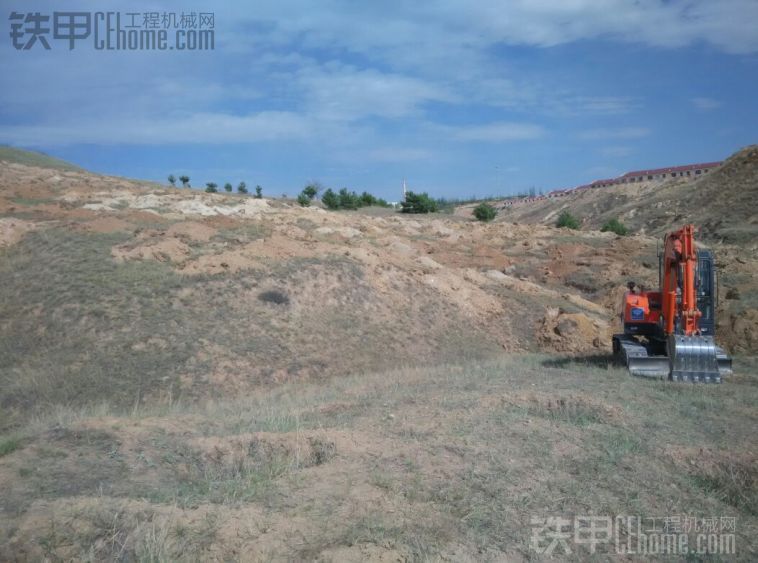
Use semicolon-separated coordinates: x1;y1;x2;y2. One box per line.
237;182;248;194
302;184;319;200
179;175;190;188
473;202;497;222
167;174;176;187
359;191;376;207
319;187;389;210
297;193;311;206
338;188;360;210
401;191;437;214
556;210;580;229
321;188;339;209
601;218;629;236
205;182;218;193
224;183;233;193
255;185;263;198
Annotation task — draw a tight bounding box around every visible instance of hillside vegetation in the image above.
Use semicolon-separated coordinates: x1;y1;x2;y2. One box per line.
0;149;756;559
490;145;758;245
1;356;757;560
0;146;83;172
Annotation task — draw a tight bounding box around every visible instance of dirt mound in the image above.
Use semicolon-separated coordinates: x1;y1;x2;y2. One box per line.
537;308;610;353
166;221;217;242
723;310;758;354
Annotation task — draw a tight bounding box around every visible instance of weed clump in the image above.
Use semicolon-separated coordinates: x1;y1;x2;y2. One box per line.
556;210;580;229
601;218;629;236
473;202;497;222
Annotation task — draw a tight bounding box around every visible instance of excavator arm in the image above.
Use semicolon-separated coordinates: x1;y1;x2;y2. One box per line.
661;224;701;336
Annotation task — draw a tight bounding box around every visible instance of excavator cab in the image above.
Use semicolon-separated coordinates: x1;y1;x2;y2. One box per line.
696;249;715;336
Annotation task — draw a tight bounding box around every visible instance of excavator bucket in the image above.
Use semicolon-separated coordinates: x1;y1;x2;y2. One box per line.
613;333;731;383
669;335;722;383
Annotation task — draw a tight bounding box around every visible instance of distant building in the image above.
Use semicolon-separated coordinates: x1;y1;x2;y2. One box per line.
593;161;721;188
505;160;721;207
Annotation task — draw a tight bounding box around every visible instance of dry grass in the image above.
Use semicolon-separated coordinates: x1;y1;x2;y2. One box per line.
1;355;756;560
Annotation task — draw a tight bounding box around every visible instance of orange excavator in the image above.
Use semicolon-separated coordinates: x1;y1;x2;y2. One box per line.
612;224;732;383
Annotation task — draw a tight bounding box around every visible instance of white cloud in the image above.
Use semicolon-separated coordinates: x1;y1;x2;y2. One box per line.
0;0;753;153
223;0;758;64
295;65;457;121
691;97;722;111
579;127;651;140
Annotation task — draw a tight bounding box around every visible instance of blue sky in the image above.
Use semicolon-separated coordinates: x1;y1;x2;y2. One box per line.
1;1;757;200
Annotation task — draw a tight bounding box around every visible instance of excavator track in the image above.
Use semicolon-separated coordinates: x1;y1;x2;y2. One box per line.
613;334;730;383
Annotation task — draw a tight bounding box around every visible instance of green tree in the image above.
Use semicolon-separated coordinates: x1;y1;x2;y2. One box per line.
601;218;629;236
338;188;360;210
321;188;339;209
473;202;497;222
205;182;218;193
401;191;437;214
167;174;176;187
302;183;319;200
556;210;580;230
359;191;377;207
179;175;190;188
297;192;311;206
237;181;248;194
224;182;233;193
255;185;263;199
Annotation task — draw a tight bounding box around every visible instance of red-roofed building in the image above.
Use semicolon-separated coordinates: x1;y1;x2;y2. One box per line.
502;160;722;207
616;161;721;183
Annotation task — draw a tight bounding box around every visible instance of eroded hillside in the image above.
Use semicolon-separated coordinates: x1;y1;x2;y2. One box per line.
1;154;757;560
1;157;757;427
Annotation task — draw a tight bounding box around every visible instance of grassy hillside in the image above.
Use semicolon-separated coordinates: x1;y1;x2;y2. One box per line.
1;355;756;560
0;155;756;560
0;146;83;172
496;145;758;244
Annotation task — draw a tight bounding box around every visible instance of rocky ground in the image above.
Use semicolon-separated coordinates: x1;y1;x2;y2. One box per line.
0;149;756;560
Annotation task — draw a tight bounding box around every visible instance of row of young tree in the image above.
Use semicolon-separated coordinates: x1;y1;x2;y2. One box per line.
293;183;500;222
296;183;392;209
169;174;504;223
167;175;263;198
